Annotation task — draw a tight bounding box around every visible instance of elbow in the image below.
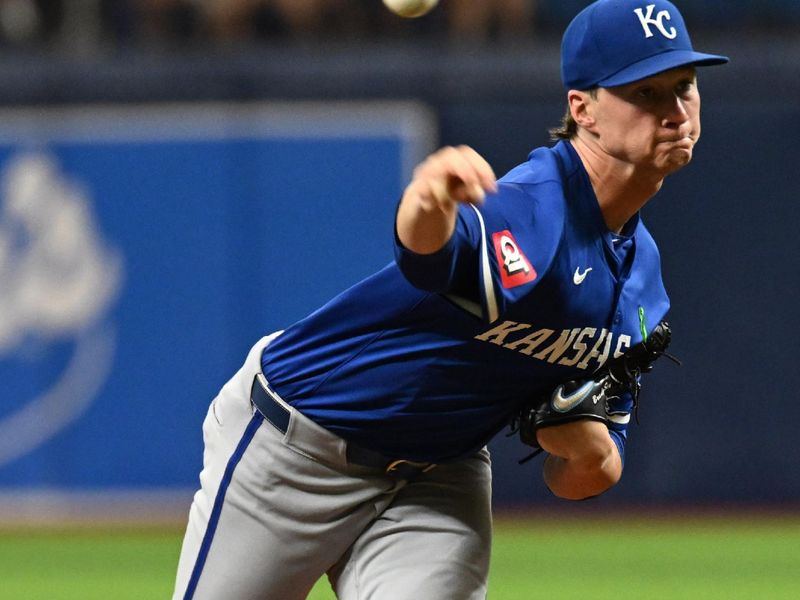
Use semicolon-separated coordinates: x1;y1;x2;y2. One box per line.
545;444;623;501
559;458;621;501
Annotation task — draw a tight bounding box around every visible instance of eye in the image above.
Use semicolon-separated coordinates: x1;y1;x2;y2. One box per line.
676;80;696;96
635;87;656;100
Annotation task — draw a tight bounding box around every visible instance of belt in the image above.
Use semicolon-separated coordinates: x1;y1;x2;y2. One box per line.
250;374;436;479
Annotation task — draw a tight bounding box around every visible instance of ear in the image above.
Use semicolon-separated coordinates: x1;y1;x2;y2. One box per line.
568;90;597;131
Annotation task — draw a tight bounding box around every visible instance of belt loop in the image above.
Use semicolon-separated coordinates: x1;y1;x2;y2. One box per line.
384;460;437;480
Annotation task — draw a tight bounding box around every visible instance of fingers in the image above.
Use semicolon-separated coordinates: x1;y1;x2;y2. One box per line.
410;145;497;210
456;145;498;193
396;145;496;254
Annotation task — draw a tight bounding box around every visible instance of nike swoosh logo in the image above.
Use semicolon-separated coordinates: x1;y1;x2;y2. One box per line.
573;266;593;285
551;380;596;413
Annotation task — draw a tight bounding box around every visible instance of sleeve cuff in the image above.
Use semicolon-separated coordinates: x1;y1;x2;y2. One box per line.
393;224;460;293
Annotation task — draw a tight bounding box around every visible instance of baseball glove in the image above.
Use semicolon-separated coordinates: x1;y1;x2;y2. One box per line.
514;320;678;457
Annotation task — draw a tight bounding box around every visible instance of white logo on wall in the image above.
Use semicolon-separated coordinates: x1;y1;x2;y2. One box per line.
0;153;122;467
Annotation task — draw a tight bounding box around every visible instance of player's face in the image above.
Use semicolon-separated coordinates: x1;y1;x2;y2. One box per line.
592;67;701;175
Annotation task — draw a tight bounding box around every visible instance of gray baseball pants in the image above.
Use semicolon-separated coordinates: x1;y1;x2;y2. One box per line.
172;334;493;600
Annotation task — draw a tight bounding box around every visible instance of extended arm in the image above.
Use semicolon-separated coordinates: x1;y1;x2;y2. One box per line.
396;145;497;255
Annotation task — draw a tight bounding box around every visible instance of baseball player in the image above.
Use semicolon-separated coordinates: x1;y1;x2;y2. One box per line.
173;1;727;598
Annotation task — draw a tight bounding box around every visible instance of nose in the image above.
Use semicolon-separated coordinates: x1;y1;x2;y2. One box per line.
662;95;690;129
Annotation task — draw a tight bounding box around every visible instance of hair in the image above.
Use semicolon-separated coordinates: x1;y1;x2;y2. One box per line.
548;88;598;141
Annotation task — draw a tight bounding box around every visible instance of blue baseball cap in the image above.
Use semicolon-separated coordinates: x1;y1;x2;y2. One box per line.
561;0;729;89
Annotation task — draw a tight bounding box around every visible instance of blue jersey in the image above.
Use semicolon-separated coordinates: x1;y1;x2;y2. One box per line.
261;140;669;463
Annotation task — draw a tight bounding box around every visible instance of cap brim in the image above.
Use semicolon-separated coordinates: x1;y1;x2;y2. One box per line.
597;50;729;88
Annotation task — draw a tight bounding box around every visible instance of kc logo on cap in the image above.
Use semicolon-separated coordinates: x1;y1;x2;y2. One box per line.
633;4;677;39
560;0;728;90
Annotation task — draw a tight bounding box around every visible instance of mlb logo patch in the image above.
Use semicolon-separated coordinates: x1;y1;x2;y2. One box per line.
492;230;536;288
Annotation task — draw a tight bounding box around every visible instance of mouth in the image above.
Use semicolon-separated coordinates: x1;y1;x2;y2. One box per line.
660;135;694;145
658;137;695;160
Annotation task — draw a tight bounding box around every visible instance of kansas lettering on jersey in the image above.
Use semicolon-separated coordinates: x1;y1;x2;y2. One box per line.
475;321;631;371
261;140;670;463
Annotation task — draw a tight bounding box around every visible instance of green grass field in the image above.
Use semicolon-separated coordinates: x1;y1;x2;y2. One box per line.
1;515;798;599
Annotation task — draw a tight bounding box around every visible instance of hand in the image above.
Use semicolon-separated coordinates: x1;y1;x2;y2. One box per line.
406;145;497;211
396;145;497;254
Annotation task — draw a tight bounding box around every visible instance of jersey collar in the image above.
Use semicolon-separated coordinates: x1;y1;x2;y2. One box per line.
555;140;643;240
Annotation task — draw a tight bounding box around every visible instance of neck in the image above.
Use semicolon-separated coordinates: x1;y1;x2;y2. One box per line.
569;136;664;233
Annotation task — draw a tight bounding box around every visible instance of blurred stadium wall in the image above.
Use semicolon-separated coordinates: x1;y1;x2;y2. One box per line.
0;1;798;522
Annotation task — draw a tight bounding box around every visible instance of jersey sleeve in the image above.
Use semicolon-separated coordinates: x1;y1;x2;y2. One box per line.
606;391;634;466
472;181;565;322
393;204;482;299
393;178;566;322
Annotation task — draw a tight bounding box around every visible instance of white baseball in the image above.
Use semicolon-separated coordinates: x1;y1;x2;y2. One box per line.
382;0;440;19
